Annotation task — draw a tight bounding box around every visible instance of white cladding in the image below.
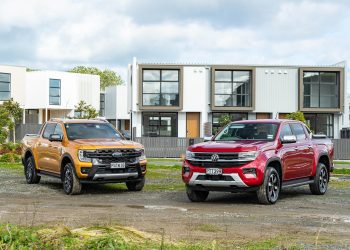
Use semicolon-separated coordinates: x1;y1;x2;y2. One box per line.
105;85;130;120
0;65;26;106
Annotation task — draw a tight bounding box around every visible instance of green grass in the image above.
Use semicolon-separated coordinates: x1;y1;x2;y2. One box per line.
196;224;221;233
329;179;350;189
333;160;350;165
333;168;350;175
148;158;182;163
0;162;22;173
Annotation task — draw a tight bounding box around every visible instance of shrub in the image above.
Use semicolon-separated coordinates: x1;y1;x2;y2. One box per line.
0;153;21;163
0;142;22;154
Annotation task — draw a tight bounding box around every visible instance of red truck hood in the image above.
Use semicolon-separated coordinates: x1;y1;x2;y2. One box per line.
71;138;142;148
189;140;275;153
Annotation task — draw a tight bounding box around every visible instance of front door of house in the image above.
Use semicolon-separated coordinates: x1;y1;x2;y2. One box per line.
186;112;200;138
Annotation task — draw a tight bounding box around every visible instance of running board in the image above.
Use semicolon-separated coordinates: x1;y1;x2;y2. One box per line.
282;178;314;188
38;170;61;179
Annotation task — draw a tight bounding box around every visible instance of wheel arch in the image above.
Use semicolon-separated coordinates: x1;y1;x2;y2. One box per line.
60;153;76;181
265;157;283;185
317;153;330;180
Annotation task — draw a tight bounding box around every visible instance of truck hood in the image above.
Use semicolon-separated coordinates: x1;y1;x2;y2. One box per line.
71;138;143;148
189;140;275;153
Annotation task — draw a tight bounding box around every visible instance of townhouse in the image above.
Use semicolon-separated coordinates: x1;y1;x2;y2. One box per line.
128;58;348;139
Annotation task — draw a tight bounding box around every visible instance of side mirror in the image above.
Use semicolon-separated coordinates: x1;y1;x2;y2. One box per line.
281;135;297;144
124;134;131;140
204;136;213;142
312;134;327;139
49;134;63;142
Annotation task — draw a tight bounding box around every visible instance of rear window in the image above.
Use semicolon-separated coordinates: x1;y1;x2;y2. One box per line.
64;123;122;140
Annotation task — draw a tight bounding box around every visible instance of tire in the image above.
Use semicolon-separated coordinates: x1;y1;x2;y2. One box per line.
309;163;329;195
256;167;281;205
186;185;209;202
126;177;145;191
63;163;82;195
24;156;41;184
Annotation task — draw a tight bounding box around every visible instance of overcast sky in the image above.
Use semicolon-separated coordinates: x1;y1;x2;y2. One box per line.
0;0;349;90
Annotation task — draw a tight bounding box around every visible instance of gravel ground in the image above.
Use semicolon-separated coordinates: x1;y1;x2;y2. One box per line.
0;167;350;248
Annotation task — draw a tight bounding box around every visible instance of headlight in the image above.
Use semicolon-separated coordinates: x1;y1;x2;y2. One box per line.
137;149;146;161
78;150;95;162
185;150;195;160
238;151;259;161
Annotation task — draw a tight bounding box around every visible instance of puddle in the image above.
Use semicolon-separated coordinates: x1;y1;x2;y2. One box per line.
127;205;187;212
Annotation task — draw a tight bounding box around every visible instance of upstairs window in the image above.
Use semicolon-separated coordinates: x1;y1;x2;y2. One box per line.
49;79;61;105
100;93;105;116
142;69;179;106
0;73;11;101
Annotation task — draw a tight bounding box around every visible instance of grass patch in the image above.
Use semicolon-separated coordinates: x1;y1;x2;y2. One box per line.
329;179;350;189
148;158;182;162
196;224;221;233
333;160;350;165
333;168;350;175
0;162;22;173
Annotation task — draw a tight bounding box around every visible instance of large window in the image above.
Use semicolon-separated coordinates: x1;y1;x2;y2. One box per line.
100;93;105;116
304;113;334;138
25;109;39;124
212;112;248;135
214;70;251;107
49;79;61;105
142;69;179;106
303;71;339;108
142;112;178;137
0;73;11;101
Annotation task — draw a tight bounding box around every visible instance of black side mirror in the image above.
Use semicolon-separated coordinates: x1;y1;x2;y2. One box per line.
49;134;63;142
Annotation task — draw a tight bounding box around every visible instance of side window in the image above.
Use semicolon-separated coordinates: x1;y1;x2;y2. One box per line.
42;123;56;139
53;124;63;137
279;124;293;139
290;123;306;141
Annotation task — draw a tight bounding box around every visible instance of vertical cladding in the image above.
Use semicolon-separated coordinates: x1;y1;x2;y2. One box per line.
255;68;298;113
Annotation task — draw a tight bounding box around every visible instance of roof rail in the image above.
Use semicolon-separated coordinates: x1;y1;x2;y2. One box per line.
91;118;108;123
49;118;62;122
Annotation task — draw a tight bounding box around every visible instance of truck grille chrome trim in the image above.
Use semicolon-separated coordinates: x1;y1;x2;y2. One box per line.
189;173;248;187
92;172;139;180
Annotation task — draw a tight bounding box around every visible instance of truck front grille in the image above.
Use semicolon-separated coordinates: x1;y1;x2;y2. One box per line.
188;161;248;168
193;152;239;161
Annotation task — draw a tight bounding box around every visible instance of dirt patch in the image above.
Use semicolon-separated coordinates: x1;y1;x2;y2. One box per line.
0;167;349;248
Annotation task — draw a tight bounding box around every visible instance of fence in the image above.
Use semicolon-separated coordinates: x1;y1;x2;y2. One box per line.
332;139;350;160
11;124;42;142
134;137;203;158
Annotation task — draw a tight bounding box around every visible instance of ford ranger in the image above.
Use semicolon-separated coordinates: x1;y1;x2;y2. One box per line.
22;119;147;195
182;119;334;204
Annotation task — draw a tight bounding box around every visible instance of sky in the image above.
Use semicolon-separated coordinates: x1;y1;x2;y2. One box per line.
0;0;349;90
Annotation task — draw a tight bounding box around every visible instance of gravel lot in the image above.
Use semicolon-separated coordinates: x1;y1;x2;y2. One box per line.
0;166;349;248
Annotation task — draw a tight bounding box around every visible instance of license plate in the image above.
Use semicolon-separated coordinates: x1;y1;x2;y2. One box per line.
206;168;222;175
110;162;126;169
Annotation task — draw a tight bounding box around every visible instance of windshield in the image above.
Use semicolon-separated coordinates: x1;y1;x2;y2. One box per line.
64;123;122;140
215;123;279;141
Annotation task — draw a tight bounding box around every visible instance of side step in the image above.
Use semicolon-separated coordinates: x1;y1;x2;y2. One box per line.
282;177;314;188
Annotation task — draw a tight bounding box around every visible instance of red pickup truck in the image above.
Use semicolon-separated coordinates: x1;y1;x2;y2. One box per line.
182;119;334;204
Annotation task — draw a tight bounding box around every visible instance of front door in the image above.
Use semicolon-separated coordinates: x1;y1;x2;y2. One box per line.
186;112;200;138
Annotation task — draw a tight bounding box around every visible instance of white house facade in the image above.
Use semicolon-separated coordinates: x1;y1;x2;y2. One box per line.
128;58;348;139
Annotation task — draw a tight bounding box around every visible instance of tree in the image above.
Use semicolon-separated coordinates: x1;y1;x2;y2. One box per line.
219;114;231;128
1;99;23;143
286;111;309;127
68;66;123;90
0;107;12;144
73;101;98;119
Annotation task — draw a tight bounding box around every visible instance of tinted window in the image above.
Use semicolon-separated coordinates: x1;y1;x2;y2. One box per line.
49;79;61;105
279;124;293;139
215;123;278;141
290;123;306;140
54;124;64;137
64;123;121;140
43;123;56;139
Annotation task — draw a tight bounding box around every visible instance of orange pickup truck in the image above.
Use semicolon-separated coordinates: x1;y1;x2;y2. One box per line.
21;119;147;195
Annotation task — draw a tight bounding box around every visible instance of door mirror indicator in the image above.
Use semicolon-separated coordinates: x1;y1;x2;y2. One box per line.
49;134;63;142
281;135;297;144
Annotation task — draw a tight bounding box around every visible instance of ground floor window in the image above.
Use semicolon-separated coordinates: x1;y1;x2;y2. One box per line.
25;109;39;124
142;112;178;137
212;112;248;135
304;113;334;138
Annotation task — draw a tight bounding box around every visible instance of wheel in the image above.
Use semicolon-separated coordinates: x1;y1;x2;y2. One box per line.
309;163;329;195
256;167;281;205
24;156;41;184
63;163;82;195
186;185;209;202
126;177;145;191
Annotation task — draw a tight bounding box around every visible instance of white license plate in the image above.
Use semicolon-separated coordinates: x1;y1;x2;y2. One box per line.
110;162;126;169
206;168;222;175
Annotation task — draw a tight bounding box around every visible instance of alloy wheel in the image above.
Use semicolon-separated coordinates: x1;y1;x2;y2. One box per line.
319;167;328;193
267;173;279;202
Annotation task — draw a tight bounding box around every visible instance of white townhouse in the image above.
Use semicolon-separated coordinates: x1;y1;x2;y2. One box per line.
0;65;100;124
128;58;348;139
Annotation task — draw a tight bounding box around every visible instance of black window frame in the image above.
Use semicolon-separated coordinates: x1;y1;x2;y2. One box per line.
142;112;178;137
25;109;39;124
100;93;105;116
304;113;334;138
142;69;180;107
49;79;61;105
211;112;248;135
0;72;11;101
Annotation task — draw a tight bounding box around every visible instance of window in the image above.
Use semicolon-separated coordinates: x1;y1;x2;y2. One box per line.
142;112;178;137
279;124;293;139
303;71;339;108
100;93;105;116
65;123;121;140
142;69;179;106
214;70;251;107
212;112;248;135
49;79;61;105
0;73;11;101
290;123;306;141
304;113;334;138
42;123;56;139
53;124;63;137
25;109;39;124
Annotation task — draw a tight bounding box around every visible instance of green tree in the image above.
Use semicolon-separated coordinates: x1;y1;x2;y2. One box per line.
219;114;231;128
0;107;11;144
73;100;98;119
68;66;123;90
1;99;23;142
286;111;309;127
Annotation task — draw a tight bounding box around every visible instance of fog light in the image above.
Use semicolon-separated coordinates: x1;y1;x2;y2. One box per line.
243;168;257;178
81;167;91;174
183;166;190;174
140;165;146;172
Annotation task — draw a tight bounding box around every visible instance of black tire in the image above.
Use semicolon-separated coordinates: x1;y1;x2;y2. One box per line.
63;163;82;195
126;177;145;191
309;163;329;195
186;185;209;202
24;156;41;184
256;167;281;205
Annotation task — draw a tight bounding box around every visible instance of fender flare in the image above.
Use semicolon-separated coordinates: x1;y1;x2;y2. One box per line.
60;153;78;180
23;148;35;165
265;157;283;181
